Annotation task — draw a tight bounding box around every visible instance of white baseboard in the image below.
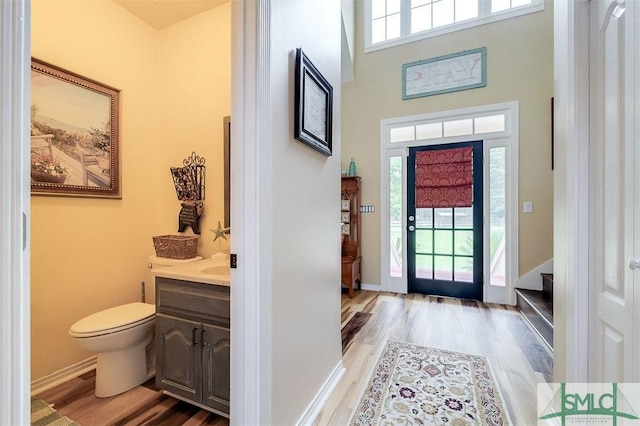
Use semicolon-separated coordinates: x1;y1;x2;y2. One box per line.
515;259;553;291
31;356;97;396
360;282;382;291
296;360;345;426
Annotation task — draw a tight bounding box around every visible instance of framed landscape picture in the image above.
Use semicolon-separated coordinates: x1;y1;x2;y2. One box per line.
30;58;121;198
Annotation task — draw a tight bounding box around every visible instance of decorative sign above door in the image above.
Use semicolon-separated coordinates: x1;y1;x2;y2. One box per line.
402;47;486;100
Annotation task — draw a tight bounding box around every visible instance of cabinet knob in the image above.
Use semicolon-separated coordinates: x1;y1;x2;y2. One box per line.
192;328;199;346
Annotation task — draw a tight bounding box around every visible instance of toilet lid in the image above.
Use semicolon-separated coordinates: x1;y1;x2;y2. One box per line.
69;302;155;337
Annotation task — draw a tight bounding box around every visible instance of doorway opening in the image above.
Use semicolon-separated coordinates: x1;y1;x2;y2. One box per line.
381;102;518;304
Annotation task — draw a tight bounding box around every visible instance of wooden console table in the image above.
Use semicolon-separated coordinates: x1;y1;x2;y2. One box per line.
342;256;361;298
341;176;361;297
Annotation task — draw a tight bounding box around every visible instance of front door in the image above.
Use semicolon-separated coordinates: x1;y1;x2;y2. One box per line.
589;0;638;381
407;142;483;300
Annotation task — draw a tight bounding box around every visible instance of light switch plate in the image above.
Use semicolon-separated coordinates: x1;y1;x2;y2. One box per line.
523;201;533;213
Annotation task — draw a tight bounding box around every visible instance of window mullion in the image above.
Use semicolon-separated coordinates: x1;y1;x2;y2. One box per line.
365;0;372;47
479;0;491;17
401;0;412;37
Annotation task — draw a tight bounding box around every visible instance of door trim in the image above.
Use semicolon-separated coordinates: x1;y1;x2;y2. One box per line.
553;0;590;382
231;0;272;423
0;0;31;423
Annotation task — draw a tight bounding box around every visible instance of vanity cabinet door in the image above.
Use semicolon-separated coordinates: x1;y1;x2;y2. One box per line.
201;323;230;414
156;313;202;403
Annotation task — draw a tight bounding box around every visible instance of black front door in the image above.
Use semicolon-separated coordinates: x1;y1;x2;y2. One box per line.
407;141;483;300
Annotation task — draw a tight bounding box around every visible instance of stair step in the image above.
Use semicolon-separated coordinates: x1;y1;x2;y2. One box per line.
541;273;553;305
515;288;553;350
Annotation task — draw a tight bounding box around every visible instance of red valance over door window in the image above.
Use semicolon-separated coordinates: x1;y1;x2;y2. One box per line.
415;146;473;208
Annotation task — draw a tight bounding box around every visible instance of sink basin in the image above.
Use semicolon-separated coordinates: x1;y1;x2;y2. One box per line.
152;258;231;286
201;265;231;276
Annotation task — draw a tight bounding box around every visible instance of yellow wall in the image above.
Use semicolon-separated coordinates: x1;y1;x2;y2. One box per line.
342;3;554;286
155;6;231;254
31;0;230;381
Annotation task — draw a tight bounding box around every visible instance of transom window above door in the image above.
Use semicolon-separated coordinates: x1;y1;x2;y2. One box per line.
365;0;544;52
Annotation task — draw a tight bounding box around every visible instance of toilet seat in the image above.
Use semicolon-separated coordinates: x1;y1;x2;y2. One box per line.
69;302;155;338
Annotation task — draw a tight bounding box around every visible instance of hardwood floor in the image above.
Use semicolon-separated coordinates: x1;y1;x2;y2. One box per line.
33;372;228;426
34;291;551;425
316;291;553;425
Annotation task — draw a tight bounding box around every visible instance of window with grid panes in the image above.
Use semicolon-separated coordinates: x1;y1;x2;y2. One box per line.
366;0;544;52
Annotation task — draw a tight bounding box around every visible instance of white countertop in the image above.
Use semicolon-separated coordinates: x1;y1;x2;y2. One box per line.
152;258;231;286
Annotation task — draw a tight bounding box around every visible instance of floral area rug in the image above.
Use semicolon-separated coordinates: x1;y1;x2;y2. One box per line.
350;340;511;425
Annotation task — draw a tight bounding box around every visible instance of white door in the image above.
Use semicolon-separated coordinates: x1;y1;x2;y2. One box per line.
589;0;638;382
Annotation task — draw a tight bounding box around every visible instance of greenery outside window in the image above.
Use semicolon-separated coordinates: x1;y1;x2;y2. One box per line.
366;0;544;52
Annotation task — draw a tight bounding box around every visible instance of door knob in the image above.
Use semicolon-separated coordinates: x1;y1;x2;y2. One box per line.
629;259;640;270
408;225;415;232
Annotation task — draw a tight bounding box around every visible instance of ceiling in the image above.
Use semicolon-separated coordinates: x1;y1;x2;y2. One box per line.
113;0;229;30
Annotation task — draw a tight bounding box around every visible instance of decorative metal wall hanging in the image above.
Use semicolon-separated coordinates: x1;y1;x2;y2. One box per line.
171;152;206;234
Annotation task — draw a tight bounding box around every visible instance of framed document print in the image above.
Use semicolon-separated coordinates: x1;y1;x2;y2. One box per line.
294;48;333;156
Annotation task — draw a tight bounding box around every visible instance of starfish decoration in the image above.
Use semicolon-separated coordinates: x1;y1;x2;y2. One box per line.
211;220;230;242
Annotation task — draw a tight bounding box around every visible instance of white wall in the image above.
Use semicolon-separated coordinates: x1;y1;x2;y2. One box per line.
341;0;355;83
232;0;343;423
269;1;343;423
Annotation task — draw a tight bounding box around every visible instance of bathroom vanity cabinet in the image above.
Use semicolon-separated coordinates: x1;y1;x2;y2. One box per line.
155;277;230;417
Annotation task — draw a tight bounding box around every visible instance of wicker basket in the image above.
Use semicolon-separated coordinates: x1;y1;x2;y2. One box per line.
152;235;199;259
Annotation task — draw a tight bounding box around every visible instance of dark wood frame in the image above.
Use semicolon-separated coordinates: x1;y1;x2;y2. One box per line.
294;48;333;157
30;58;120;198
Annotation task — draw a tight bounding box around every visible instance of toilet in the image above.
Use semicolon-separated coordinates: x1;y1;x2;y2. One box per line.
69;302;155;397
69;255;202;397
